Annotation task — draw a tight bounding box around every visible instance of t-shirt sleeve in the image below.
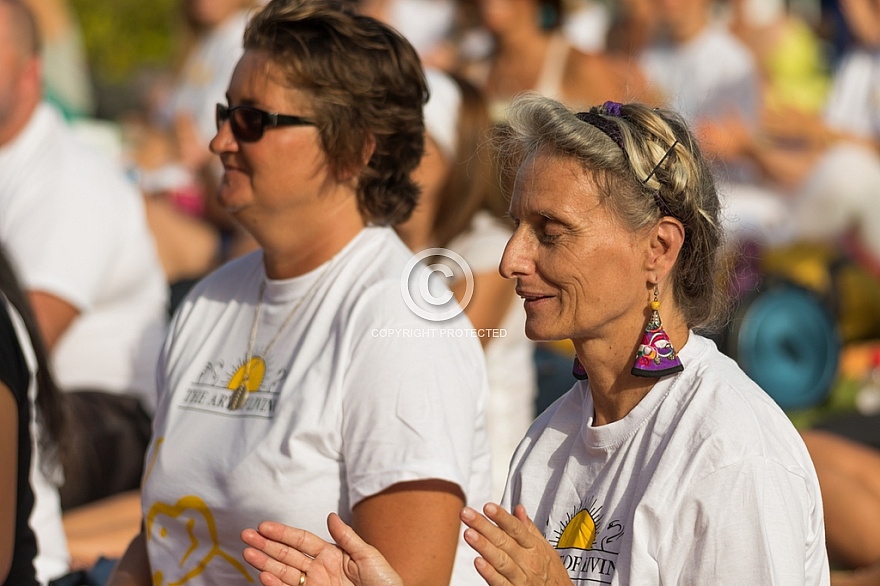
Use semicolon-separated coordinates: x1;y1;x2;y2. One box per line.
658;457;825;585
2;127;141;311
340;280;489;507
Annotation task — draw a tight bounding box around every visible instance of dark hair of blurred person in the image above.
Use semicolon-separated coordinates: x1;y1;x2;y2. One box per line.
0;237;66;585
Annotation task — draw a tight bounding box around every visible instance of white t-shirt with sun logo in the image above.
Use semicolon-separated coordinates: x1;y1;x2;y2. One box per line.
502;334;829;585
142;226;492;585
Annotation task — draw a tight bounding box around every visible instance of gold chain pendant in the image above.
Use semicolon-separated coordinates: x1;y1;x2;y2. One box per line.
228;382;249;411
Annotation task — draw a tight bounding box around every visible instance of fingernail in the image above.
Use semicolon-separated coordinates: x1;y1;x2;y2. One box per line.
464;528;477;543
484;502;497;515
461;507;474;521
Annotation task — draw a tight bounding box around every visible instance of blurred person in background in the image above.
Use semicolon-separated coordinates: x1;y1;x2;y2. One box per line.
635;0;804;249
802;430;880;586
0;0;168;511
765;0;880;275
129;0;260;286
19;0;95;120
395;69;536;500
460;0;654;124
0;242;68;585
726;0;830;116
108;2;491;584
358;0;459;70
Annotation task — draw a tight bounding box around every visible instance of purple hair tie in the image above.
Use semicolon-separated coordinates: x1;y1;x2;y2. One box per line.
603;101;623;116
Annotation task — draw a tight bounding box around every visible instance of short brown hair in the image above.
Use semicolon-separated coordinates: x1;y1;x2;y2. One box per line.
244;0;426;225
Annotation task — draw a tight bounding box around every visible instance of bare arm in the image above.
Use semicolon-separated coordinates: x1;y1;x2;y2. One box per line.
352;479;464;586
0;382;18;582
106;529;152;586
28;291;78;351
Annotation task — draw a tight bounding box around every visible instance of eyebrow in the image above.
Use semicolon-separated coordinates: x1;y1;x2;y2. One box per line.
538;211;577;230
223;93;260;107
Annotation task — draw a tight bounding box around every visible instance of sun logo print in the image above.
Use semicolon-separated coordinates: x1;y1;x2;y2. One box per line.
179;354;281;417
549;498;625;584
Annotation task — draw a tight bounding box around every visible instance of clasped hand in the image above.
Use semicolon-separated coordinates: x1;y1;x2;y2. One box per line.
241;504;572;586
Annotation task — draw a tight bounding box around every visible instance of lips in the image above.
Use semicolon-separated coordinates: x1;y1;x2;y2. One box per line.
517;288;554;308
220;157;248;175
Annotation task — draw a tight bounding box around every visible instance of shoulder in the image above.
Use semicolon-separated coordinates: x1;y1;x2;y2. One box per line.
171;251;263;324
666;335;813;477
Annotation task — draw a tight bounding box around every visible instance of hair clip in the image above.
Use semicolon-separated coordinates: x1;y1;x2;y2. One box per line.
643;140;678;184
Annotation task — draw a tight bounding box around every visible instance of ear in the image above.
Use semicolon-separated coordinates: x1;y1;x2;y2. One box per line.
360;132;376;167
645;216;685;283
338;133;376;182
23;56;41;93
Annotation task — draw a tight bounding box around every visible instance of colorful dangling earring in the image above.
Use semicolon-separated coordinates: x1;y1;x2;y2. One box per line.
572;355;588;380
631;284;684;378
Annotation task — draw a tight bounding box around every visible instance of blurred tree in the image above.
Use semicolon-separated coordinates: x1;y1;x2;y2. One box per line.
69;0;179;84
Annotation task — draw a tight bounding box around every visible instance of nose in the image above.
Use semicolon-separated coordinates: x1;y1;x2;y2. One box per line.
209;117;238;155
499;227;533;280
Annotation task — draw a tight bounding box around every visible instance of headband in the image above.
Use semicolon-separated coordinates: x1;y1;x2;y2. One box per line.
575;101;678;219
575;102;626;155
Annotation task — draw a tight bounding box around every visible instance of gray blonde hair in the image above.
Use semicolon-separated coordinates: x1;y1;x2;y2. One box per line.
502;94;727;330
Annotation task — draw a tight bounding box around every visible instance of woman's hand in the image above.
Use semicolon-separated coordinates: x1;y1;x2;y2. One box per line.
241;513;403;586
461;503;573;586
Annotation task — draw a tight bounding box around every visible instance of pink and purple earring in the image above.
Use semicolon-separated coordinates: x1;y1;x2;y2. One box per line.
631;285;683;377
572;355;588;380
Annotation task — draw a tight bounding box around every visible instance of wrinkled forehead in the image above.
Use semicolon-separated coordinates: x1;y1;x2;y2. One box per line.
510;150;603;216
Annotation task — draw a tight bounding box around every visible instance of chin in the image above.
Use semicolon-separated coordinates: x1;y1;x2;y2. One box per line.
524;321;567;342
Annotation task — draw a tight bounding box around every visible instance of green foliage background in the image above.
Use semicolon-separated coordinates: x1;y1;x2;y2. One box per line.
70;0;180;84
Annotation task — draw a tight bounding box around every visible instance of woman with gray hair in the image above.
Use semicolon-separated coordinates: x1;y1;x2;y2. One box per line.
241;94;830;585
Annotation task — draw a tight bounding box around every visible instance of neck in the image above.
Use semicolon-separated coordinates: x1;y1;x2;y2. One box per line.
573;306;689;426
252;196;365;280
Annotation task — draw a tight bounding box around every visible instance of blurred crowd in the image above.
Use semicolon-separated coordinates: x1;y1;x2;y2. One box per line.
3;0;880;584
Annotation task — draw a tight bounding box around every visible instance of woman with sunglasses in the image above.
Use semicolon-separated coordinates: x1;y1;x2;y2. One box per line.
108;1;491;585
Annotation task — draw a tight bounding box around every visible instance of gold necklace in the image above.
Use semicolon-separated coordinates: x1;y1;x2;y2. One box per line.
228;262;333;411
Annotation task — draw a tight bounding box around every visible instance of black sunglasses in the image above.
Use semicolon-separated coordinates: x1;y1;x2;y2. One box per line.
216;103;315;142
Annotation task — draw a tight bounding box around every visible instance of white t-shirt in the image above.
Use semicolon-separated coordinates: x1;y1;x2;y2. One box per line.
824;48;880;141
143;226;492;585
639;24;759;126
503;334;830;585
0;104;168;408
447;211;536;500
